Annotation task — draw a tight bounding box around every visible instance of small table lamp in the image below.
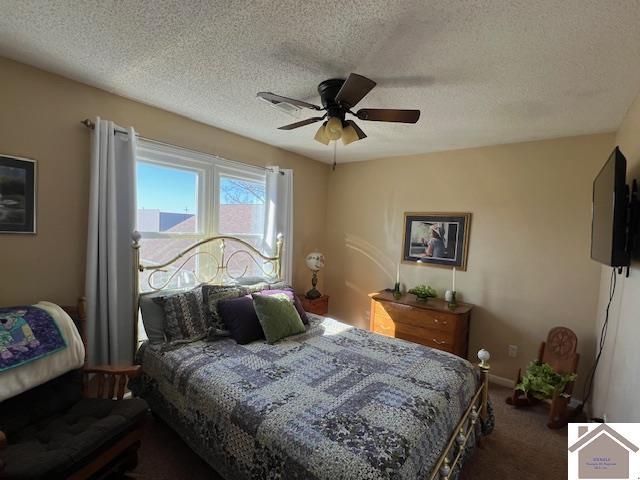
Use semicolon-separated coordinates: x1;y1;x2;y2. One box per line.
305;251;325;299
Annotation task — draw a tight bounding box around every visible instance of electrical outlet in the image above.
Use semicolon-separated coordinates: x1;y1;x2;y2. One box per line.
508;345;518;358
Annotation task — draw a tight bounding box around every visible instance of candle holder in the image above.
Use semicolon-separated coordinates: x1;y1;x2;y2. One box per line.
447;290;458;310
393;282;401;299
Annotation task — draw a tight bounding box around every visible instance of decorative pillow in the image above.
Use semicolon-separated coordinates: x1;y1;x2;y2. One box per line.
153;286;207;342
240;282;272;295
252;293;306;344
202;284;248;336
139;290;177;344
261;289;309;325
268;281;291;291
234;276;275;286
217;296;264;345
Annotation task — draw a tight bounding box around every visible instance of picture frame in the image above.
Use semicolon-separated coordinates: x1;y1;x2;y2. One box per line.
0;154;36;234
402;212;471;270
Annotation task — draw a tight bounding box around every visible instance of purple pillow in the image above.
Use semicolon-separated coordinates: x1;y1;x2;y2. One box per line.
259;289;309;325
217;296;264;345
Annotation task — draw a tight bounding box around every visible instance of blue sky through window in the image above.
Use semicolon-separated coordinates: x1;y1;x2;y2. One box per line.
137;162;197;213
136;163;266;214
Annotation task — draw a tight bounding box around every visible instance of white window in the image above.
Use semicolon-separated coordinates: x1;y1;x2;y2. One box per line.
136;141;267;291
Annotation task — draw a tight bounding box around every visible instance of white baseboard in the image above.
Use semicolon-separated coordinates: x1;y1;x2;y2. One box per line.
488;373;515;388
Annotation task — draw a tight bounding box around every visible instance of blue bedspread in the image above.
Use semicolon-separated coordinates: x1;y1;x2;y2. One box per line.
0;306;66;371
131;315;493;479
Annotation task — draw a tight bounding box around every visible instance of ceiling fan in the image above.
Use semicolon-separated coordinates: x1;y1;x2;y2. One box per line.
257;73;420;146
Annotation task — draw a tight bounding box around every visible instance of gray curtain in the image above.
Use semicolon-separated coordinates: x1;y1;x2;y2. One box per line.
85;118;137;365
263;167;293;284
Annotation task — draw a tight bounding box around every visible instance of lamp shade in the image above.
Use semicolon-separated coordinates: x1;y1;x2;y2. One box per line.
325;117;343;141
314;122;330;145
305;251;325;271
341;122;360;145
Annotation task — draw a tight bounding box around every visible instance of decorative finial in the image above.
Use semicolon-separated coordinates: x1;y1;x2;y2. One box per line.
477;348;490;367
132;230;141;243
439;457;451;479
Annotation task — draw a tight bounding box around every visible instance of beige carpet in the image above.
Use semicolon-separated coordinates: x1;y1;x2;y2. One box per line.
132;384;568;479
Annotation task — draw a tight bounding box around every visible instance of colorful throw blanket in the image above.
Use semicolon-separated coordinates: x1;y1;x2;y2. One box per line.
0;306;67;372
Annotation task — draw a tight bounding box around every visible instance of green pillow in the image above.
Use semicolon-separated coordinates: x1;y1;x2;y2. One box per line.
252;293;306;344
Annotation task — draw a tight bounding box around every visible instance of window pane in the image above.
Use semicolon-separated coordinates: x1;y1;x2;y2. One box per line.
218;176;265;235
225;236;275;280
137;162;198;233
138;237;200;292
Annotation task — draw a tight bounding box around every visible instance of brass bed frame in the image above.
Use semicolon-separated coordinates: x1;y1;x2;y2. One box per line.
130;231;491;480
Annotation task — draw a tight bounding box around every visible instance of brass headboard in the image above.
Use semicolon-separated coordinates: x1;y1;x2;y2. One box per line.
131;231;284;333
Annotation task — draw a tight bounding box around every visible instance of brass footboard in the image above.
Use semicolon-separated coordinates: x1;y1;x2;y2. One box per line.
428;349;491;480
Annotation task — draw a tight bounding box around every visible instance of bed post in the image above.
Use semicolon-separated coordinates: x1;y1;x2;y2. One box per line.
478;348;491;420
132;231;141;359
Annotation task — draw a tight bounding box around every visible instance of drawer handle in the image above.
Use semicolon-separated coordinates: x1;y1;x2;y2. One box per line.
432;338;447;345
433;318;448;325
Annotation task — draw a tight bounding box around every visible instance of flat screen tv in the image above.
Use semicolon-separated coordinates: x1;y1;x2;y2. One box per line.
591;147;629;267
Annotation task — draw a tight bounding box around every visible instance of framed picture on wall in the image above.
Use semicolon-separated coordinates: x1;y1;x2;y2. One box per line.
0;155;36;234
402;212;471;270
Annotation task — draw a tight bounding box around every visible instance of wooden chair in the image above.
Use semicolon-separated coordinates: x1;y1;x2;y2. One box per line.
506;326;579;429
0;299;147;480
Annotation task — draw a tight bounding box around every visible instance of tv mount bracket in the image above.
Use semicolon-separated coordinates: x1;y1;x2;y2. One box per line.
621;179;639;277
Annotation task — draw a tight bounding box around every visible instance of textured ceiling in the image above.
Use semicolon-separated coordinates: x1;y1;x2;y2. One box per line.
1;0;640;164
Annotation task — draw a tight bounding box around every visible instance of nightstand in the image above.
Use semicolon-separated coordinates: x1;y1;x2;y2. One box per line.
297;295;329;315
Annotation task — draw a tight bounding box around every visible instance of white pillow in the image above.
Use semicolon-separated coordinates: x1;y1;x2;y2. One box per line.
0;301;85;401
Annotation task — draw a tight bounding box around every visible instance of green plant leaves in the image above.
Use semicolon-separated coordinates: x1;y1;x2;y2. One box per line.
516;361;576;400
408;285;437;298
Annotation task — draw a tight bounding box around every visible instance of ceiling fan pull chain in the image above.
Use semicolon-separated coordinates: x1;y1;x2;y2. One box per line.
332;141;337;171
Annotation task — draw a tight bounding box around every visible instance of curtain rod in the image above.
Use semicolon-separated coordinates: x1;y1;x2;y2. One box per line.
80;118;279;174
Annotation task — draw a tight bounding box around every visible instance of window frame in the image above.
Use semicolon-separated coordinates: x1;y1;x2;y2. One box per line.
136;140;267;244
215;164;266;242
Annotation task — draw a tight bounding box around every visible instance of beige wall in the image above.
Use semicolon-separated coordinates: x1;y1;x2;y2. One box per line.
1;56;630;406
323;134;614;390
0;57;330;306
592;91;640;421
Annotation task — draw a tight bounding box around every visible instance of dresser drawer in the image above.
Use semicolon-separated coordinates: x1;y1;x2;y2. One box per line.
375;301;456;333
372;316;455;348
394;326;455;353
369;292;472;358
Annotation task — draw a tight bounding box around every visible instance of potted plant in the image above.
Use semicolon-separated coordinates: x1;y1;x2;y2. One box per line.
516;361;577;401
408;285;437;302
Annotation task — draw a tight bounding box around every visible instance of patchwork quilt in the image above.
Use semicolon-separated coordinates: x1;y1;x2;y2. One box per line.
0;306;66;371
131;315;493;480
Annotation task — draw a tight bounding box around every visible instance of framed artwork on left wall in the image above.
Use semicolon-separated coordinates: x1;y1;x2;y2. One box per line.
0;155;36;234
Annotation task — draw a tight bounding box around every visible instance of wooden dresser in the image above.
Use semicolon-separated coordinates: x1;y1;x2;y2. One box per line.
369;291;473;358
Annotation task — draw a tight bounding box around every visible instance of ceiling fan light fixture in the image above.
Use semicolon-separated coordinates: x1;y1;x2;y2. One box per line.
325;116;343;141
341;122;360;146
314;122;330;145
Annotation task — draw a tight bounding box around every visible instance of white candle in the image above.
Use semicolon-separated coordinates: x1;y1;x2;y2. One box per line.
452;267;456;292
396;264;400;284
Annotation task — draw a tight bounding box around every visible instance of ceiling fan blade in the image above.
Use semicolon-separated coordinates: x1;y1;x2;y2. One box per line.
277;116;325;130
257;92;323;111
346;120;367;139
335;73;377;108
356;109;420;123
